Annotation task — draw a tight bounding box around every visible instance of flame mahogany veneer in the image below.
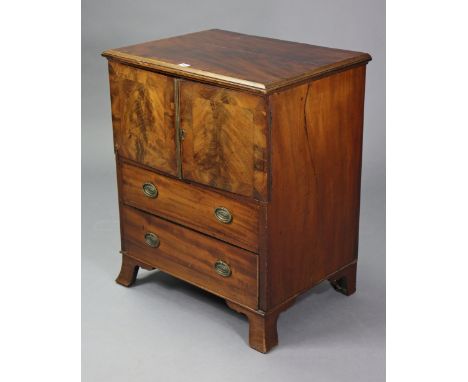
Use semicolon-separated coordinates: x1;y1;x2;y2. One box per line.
103;29;371;353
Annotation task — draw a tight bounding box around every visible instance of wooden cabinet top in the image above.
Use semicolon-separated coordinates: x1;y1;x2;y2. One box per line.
102;29;371;93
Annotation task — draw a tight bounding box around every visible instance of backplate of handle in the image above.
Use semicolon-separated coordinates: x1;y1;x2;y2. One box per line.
214;260;231;277
214;207;233;224
144;232;160;248
142;182;158;198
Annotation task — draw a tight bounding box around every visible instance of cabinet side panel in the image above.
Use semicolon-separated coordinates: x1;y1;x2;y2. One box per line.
267;66;366;308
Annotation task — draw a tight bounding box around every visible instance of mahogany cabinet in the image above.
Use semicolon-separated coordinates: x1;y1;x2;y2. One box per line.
102;29;371;353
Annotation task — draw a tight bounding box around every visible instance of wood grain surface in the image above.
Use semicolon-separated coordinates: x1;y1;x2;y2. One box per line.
104;31;371;352
120;161;261;252
103;29;371;93
180;80;268;200
108;61;178;175
265;65;367;308
121;205;258;308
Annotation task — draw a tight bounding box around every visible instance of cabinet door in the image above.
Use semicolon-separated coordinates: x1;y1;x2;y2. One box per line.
108;61;178;176
180;81;268;200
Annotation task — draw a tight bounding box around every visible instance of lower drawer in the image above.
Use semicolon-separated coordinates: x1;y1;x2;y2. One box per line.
121;205;258;308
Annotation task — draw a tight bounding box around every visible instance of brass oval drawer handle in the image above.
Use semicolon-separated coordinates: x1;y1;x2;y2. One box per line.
142;182;158;198
144;232;160;248
214;207;233;224
214;260;231;277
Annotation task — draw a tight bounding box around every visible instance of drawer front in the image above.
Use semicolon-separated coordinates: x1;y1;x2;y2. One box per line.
108;61;178;176
120;161;260;252
122;205;258;308
180;80;268;200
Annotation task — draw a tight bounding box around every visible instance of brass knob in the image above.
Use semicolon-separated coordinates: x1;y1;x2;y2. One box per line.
142;182;158;198
214;260;231;277
214;207;233;224
144;232;160;248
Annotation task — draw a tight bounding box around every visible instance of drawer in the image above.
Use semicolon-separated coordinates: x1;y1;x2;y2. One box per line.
121;205;258;308
120;161;260;252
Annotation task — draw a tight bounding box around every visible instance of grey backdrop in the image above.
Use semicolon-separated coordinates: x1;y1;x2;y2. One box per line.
82;1;385;381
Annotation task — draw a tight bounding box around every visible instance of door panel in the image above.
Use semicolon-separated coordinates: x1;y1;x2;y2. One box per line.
180;81;268;200
108;61;178;175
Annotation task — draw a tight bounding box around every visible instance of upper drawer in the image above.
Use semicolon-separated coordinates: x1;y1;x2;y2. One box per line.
180;81;268;200
120;161;261;252
108;61;178;176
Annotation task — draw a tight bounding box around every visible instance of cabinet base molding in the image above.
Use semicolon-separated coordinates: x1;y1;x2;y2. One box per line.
116;253;358;353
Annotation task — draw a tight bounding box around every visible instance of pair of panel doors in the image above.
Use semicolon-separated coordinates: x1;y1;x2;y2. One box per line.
108;61;268;201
